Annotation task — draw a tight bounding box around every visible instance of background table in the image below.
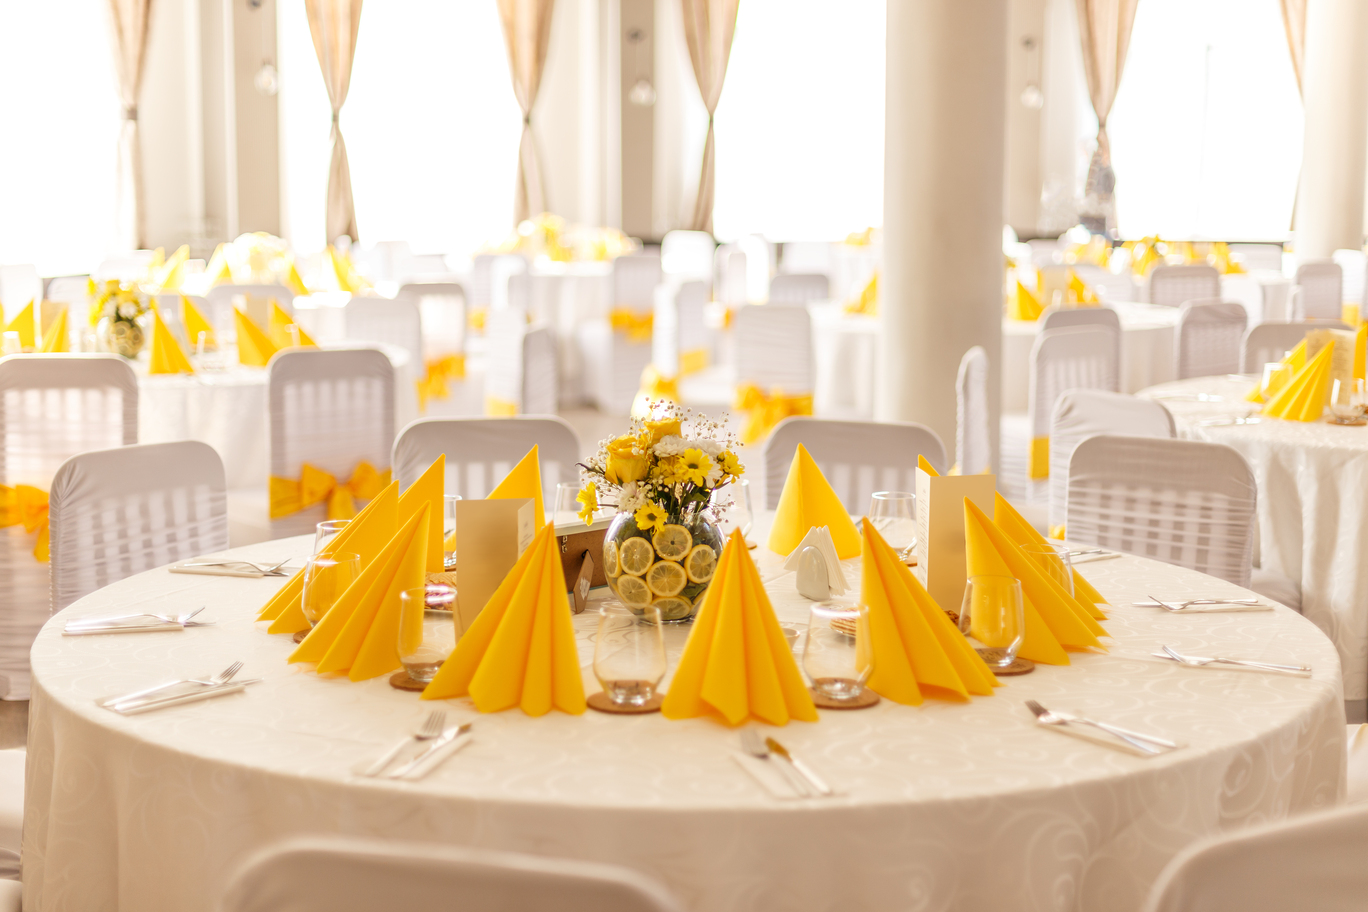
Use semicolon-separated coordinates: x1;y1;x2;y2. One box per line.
1139;374;1368;722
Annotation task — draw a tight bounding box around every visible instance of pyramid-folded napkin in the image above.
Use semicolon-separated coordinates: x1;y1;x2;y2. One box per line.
487;446;546;532
780;526;848;594
1262;339;1334;422
767;444;860;559
234;307;278;367
398;454;446;573
1008;281;1042;321
1247;339;1306;403
991;493;1106;618
39;306;68;353
148;309;194;374
4;301;35;350
181;295;216;350
268;299;317;349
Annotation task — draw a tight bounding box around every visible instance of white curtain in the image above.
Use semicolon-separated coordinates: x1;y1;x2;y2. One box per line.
1073;0;1139;225
1280;0;1306;96
497;0;555;224
681;0;739;235
305;0;363;245
107;0;154;250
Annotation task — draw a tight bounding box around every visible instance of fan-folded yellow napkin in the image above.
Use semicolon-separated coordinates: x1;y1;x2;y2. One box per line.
421;522;585;715
181;295;216;350
152;245;188;291
860;519;997;704
991;493;1107;619
662;529;817;725
205;244;233;285
767;443;860;559
234;307;278;367
488;446;546;532
285;257;309;296
1247;339;1306;403
1067;270;1099;305
964;499;1106;665
1355;324;1366;382
289;505;430;680
39;306;67;353
148;310;194;374
1263;340;1334;422
400;454;446;572
268;299;317;349
1008;281;1043;321
5;301;35;350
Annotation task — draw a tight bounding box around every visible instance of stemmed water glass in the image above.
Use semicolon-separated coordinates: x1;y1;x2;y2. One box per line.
314;520;350;554
869;491;916;561
712;478;754;541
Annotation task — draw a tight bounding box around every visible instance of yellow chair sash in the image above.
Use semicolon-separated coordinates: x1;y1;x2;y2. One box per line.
1028;437;1050;480
734;385;813;445
468;307;488;332
678;348;709;376
0;484;49;561
610;309;654;343
485;395;519;417
416;354;467;411
269;462;390;521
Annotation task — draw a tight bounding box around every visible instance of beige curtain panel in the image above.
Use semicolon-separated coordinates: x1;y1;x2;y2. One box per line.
498;0;555;224
1073;0;1139;178
1281;0;1306;96
107;0;154;250
681;0;739;235
306;0;363;245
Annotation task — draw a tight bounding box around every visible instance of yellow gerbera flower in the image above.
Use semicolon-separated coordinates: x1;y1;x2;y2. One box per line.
576;482;598;524
634;502;666;531
718;450;744;477
678;448;712;486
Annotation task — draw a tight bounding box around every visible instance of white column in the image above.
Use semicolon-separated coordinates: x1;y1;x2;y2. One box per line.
1296;0;1368;260
877;0;1008;468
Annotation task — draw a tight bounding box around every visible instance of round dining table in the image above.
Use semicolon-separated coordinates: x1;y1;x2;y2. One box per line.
1138;373;1368;723
24;516;1345;912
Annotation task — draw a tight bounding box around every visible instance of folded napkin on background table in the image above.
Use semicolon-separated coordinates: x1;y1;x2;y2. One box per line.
148;310;194;374
234;307;278;367
5;301;35;350
268;299;317;349
39;305;67;353
285;258;309;296
422;522;585;715
487;446;545;532
992;493;1107;617
1263;340;1334;422
861;519;997;704
204;244;233;285
1008;281;1042;321
663;530;817;726
1067;270;1099;305
181;295;216;350
152;245;188;291
767;444;860;559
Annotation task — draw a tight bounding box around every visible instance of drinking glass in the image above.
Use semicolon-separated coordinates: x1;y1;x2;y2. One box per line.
398;585;458;683
314;520;350;554
1;332;20;356
1020;542;1074;598
301;552;359;627
593;602;667;707
1330;379;1366;424
869;491;916;560
1261;361;1293;399
713;478;754;540
553;482;586;527
802;601;874;701
959;575;1025;669
443;495;461;570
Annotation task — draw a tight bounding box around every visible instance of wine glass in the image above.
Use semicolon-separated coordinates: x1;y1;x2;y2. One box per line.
959;575;1025;669
802;601;873;702
593;602;667;707
868;491;916;560
397;585;458;683
1020;542;1074;598
301;552;359;628
314;520;350;554
443;495;461;570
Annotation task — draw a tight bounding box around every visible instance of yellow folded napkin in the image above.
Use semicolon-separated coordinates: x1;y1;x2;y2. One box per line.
39;305;68;353
662;529;817;725
860;518;997;705
1008;280;1043;321
153;245;188;291
289;505;430;680
421;522;586;715
268;299;317;349
234;307;278;367
488;446;545;532
1356;324;1366;382
262;482;399;633
285;257;309;296
1247;339;1306;403
1067;270;1099;305
324;246;367;293
991;493;1107;619
5;301;35;350
1263;339;1334;422
767;443;860;558
399;454;446;572
733;385;813;445
963;499;1106;665
204;244;234;285
148;309;194;374
179;295;216;351
919;454;938;476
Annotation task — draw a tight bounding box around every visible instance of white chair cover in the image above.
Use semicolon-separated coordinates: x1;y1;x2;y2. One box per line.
734;305;813;394
956;346;990;476
762;417;947;512
469;254;528;311
660;230;715;288
779;242;833;276
48;441;227;612
1333;248;1366;306
768;273;829;305
574;256;662;415
612;254;664;311
344;297;423;369
204;284;294;343
1048;390;1174;532
1141;802;1368;912
392;416;580;501
487;311;558;416
1066;435;1256;586
1239;321;1350;373
1039;305;1122;372
1228;243;1284;272
0;354;137;699
399;282;467;358
1148;264;1221;308
651;281;709;378
714;245;748;306
220;837;685;912
1294;260;1343;321
1175;299;1247;379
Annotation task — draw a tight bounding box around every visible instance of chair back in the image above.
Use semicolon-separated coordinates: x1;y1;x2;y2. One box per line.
1066;435;1256;586
48;441;227;611
1293;260;1343;321
779;242;833;276
486;311;557;416
768;273;829;305
220;837;685;912
734;304;813;394
762;417;946;513
714;245;748;306
1141;802;1368;912
1175;299;1247;379
1149;264;1220;308
1227;243;1283;272
651;281;709;377
1239;321;1350;373
1333;247;1366;305
612;254;664;313
955;346;990;476
1048;391;1174;531
1028;325;1120;439
344;297;423;368
1039;305;1122;369
398;282;466;357
392;417;580;502
661;230;715;286
469;254;527;310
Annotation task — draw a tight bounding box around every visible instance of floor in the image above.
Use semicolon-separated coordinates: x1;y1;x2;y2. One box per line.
0;704;26;751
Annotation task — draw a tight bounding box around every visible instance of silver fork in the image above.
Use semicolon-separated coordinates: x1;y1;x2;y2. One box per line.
1025;700;1172;754
362;711;446;777
69;606;209;628
107;660;244;708
740;729;812;796
1143;595;1261;611
1158;644;1311;676
179;558;291;574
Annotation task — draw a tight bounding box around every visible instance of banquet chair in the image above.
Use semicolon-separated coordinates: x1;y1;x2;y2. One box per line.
715;245;748;306
661;230;715;288
0;354;137;699
578;256;662;415
955;346;991;476
762;417;947;513
734;304;813;396
219;837;686;912
1293;260;1343;321
343;297;423;368
204;284;294;342
1048;390;1174;534
1148;264;1220;308
468;254;527;313
1240;320;1351;373
652;280;710;378
1227;243;1284;272
227;348;395;545
1333;248;1366;306
1174;299;1247;379
487;311;557;416
392;416;580;501
398;282;466;356
1140;802;1368;912
768;273;829;305
1038;305;1122;371
48;441;228;611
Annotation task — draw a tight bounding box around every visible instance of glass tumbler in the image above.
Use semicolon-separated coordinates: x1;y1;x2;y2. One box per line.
443;495;462;570
301;552;360;627
553;482;585;527
1020;542;1074;598
802;601;874;701
1330;379;1366;424
314;520;350;554
398;585;458;683
959;575;1025;669
593;603;667;707
869;491;917;559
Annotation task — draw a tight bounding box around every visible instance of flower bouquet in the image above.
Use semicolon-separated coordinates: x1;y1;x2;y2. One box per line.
89;280;152;358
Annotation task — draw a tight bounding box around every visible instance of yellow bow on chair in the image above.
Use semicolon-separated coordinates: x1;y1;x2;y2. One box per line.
416;354;467;411
631;364;680;418
734;385;813;445
269;462;391;521
0;484;50;562
610;309;654;343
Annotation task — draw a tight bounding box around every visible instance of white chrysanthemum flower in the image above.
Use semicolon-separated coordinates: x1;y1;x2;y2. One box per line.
694;438;723;458
653;435;688;457
705;465;723;487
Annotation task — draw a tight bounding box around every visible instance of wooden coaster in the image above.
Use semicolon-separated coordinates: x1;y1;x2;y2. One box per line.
904;556;918;567
810;687;880;710
292;629;307;644
587;691;664;714
976;650;1035;676
1328;416;1368;426
389;671;429;692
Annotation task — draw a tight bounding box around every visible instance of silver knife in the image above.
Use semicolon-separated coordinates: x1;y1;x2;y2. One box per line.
106;679;263;714
386;724;472;779
765;737;832;796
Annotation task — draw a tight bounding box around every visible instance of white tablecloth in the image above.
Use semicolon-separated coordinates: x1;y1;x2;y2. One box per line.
1002;302;1180;412
25;514;1345;912
1138;374;1368;715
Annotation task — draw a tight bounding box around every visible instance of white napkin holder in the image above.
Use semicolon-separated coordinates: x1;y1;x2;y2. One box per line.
782;526;848;599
